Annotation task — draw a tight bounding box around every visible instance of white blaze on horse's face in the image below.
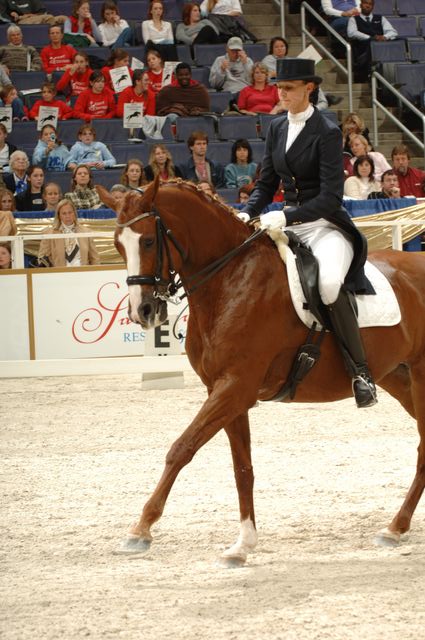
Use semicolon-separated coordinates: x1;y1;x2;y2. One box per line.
119;226;143;323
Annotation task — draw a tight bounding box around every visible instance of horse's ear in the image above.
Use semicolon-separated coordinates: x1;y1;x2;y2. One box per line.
143;174;161;208
96;184;116;211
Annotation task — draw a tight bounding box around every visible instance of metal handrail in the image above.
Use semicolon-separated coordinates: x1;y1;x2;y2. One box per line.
272;0;286;38
371;71;425;164
300;1;353;112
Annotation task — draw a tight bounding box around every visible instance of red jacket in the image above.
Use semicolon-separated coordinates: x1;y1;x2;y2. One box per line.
73;88;116;120
101;65;134;93
116;86;156;117
56;67;93;96
40;44;77;73
395;166;425;198
29;99;73;121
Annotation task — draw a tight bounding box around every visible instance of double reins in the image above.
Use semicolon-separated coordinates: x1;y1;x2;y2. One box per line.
117;208;266;303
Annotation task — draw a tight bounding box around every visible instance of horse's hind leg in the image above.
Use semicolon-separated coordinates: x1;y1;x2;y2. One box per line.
220;413;258;566
376;360;425;547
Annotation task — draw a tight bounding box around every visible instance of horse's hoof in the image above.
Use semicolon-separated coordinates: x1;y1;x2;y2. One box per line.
112;535;152;555
374;527;404;548
218;553;246;568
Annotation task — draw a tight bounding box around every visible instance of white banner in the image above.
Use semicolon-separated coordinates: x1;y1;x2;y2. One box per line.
0;274;30;360
110;66;132;93
0;106;12;133
123;102;144;129
37;106;59;131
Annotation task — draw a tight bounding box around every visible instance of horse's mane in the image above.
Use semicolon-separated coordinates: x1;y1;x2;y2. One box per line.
159;178;241;221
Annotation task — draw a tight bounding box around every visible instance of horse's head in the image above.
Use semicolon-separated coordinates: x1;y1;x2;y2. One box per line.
97;178;187;329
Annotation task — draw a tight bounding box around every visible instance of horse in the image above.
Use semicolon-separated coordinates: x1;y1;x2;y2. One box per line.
98;178;425;566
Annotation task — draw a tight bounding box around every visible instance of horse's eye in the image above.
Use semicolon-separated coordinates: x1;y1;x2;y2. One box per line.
142;237;155;249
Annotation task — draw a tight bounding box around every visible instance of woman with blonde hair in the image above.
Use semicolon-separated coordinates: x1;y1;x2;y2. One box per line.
144;144;182;181
0;188;17;237
237;62;283;115
341;112;371;153
120;159;147;190
349;134;390;182
38;198;100;267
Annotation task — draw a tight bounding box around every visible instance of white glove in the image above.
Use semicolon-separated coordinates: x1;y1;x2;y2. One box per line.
237;212;250;223
259;210;286;231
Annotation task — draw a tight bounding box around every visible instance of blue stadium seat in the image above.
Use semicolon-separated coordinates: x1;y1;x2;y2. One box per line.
217;116;257;140
55;120;87;144
190;66;210;87
175;115;216;141
193;44;225;67
91;119;132;142
207;141;232;164
209;91;232;114
394;61;425;102
165;142;190;166
249;139;266;163
321;110;339;124
370;39;407;62
176;44;193;65
217;188;239;203
388;16;419;37
243;43;268;62
409;40;425;61
373;0;395;14
258;113;284;139
7;121;38;147
10;71;47;91
109;142;151;165
397;0;425;15
420;17;425;35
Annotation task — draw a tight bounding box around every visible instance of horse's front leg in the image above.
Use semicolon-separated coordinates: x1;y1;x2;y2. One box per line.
220;413;258;566
115;376;258;556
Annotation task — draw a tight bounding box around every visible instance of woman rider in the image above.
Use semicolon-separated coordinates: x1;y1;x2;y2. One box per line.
239;58;377;408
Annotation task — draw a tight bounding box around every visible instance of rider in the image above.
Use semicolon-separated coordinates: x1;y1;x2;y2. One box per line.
239;58;377;408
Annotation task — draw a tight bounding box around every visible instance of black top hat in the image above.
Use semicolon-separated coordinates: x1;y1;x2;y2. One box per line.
276;58;322;84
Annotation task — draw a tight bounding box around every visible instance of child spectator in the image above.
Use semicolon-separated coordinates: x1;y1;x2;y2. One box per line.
56;51;92;97
43;182;63;210
144;143;182;181
3;150;29;195
0;123;17;169
73;70;116;121
15;166;45;211
0;188;17;236
64;164;102;208
237;182;254;204
38;198;100;267
224;138;257;188
0;85;28;121
67;123;116;169
29;82;74;121
40;23;77;73
116;69;156;117
0;242;12;269
145;48;167;94
101;48;134;93
64;0;103;46
120;158;146;190
98;1;134;49
142;1;174;45
32;125;75;172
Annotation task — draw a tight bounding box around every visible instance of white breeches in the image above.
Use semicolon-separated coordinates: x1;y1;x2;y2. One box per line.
288;223;354;305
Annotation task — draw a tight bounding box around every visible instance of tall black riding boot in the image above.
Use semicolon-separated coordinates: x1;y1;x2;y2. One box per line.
326;290;377;408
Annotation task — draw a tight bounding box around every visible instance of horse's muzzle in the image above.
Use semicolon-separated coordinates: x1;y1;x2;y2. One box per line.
132;294;168;329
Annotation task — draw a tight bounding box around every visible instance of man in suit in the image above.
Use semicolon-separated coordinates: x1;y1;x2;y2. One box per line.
239;57;377;408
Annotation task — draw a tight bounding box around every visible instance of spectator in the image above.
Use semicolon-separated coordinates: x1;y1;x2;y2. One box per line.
347;0;397;83
117;68;156;118
43;181;62;210
209;36;253;94
179;130;225;188
64;164;102;208
0;84;27;121
200;0;243;17
0;188;17;236
321;0;360;37
142;1;174;45
120;158;147;191
28;81;74;121
224;138;257;188
32;125;75;172
101;48;134;93
349;133;390;181
64;0;103;46
67;123;116;169
343;154;380;199
3;150;29;195
175;3;221;46
144;143;182;181
109;183;127;207
38;197;100;267
73;70;116;120
0;242;12;269
0;24;42;71
237;62;283;114
145;48;168;94
341;111;371;153
0;64;11;89
98;1;134;49
0;0;65;25
15;165;45;211
391;144;425;198
56;51;92;97
40;23;77;73
156;62;210;118
368;169;401;199
238;182;254;204
197;179;216;196
0;123;17;169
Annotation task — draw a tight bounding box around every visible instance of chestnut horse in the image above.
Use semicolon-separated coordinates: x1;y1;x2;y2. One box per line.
100;178;425;565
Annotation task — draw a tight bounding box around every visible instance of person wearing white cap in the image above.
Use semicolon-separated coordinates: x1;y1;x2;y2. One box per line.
209;36;253;94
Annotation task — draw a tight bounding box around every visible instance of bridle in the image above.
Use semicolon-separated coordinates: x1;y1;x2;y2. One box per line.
116;207;266;304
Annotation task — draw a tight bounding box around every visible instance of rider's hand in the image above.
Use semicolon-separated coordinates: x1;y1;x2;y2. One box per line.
237;212;250;223
259;210;286;230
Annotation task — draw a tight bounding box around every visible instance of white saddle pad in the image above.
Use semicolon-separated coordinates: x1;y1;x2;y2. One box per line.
284;241;401;330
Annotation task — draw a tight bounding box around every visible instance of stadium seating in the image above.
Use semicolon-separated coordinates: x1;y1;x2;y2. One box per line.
217;116;258;141
370;39;408;63
396;0;425;15
394;61;425;103
388;16;420;37
409;40;425;61
373;0;395;14
175;116;217;141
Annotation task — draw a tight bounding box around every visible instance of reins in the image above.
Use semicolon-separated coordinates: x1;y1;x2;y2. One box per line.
117;207;266;302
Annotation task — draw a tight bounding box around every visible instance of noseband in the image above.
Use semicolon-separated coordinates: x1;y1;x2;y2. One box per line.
116;208;186;304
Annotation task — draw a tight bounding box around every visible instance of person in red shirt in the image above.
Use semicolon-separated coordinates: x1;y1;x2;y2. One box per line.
56;51;93;97
29;82;73;121
40;23;77;74
391;144;425;198
73;70;116;121
237;62;285;115
116;69;156;117
101;49;134;93
146;48;167;94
